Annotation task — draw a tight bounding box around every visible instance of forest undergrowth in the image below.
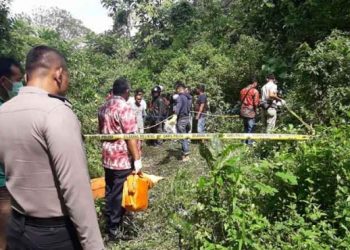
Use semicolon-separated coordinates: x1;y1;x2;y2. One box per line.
92;123;350;250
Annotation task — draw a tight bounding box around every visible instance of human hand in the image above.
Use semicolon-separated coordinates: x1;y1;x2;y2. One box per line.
168;115;177;125
134;159;142;173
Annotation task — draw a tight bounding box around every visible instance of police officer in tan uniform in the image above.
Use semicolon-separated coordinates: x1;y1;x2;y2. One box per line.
0;46;104;249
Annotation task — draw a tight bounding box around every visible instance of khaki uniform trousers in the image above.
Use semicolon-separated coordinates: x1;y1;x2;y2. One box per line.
263;107;277;133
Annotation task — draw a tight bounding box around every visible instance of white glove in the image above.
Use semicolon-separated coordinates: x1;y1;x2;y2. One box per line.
134;159;142;173
281;99;286;106
168;115;177;125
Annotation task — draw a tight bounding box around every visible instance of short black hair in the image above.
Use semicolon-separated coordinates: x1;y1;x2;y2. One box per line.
0;57;21;78
266;74;275;80
25;45;67;78
113;77;130;95
175;80;186;89
197;84;205;92
134;88;144;95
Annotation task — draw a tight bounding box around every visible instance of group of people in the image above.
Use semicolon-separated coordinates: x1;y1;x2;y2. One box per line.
239;74;286;145
0;45;209;249
0;44;285;250
118;81;208;161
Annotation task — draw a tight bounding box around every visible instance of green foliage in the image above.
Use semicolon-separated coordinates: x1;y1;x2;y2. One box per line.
86;32;132;57
1;1;350;248
1;18;76;62
0;0;11;52
169;1;194;28
174;126;350;249
231;0;350;55
291;31;350;125
29;7;92;40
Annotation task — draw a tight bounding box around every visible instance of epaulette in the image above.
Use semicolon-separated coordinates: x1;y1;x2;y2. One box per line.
48;94;72;107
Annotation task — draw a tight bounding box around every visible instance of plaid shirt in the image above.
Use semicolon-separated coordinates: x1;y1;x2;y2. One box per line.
98;96;139;170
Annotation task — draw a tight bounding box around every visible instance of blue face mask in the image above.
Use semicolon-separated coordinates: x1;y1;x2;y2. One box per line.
7;81;23;99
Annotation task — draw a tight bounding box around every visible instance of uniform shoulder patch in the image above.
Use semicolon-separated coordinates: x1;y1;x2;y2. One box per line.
48;94;72;107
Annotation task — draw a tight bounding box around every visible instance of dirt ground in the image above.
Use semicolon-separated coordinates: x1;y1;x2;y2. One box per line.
97;141;208;250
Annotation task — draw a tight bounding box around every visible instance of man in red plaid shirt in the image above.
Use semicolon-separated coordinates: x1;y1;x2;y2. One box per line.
98;78;142;241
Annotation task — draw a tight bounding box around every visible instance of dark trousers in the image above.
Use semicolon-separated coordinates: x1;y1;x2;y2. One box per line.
176;116;190;155
243;117;256;145
6;210;82;250
150;121;163;145
104;168;133;235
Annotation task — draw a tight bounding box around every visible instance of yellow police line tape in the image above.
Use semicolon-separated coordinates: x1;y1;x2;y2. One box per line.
84;133;311;141
143;113;239;130
191;111;240;118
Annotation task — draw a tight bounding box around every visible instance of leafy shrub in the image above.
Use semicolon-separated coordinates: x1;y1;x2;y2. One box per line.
291;31;350;125
175;125;350;249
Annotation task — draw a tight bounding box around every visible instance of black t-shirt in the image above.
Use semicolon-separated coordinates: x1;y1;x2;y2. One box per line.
195;93;208;113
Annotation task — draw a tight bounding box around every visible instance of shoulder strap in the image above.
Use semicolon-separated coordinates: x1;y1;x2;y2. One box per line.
48;94;72;106
242;87;253;104
48;94;73;109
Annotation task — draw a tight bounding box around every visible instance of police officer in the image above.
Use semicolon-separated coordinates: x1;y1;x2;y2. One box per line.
261;74;285;133
0;46;104;249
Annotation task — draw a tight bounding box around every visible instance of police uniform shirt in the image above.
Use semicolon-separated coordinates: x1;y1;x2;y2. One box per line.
0;86;104;250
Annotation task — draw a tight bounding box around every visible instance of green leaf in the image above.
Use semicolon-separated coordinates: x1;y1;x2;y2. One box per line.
275;171;298;185
254;183;278;195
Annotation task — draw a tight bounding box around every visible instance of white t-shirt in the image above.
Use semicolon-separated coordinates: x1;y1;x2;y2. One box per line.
261;81;278;106
127;96;147;110
127;97;147;133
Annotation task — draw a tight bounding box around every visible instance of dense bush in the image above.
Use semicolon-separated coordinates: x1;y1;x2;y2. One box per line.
174;125;350;249
290;31;350;125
